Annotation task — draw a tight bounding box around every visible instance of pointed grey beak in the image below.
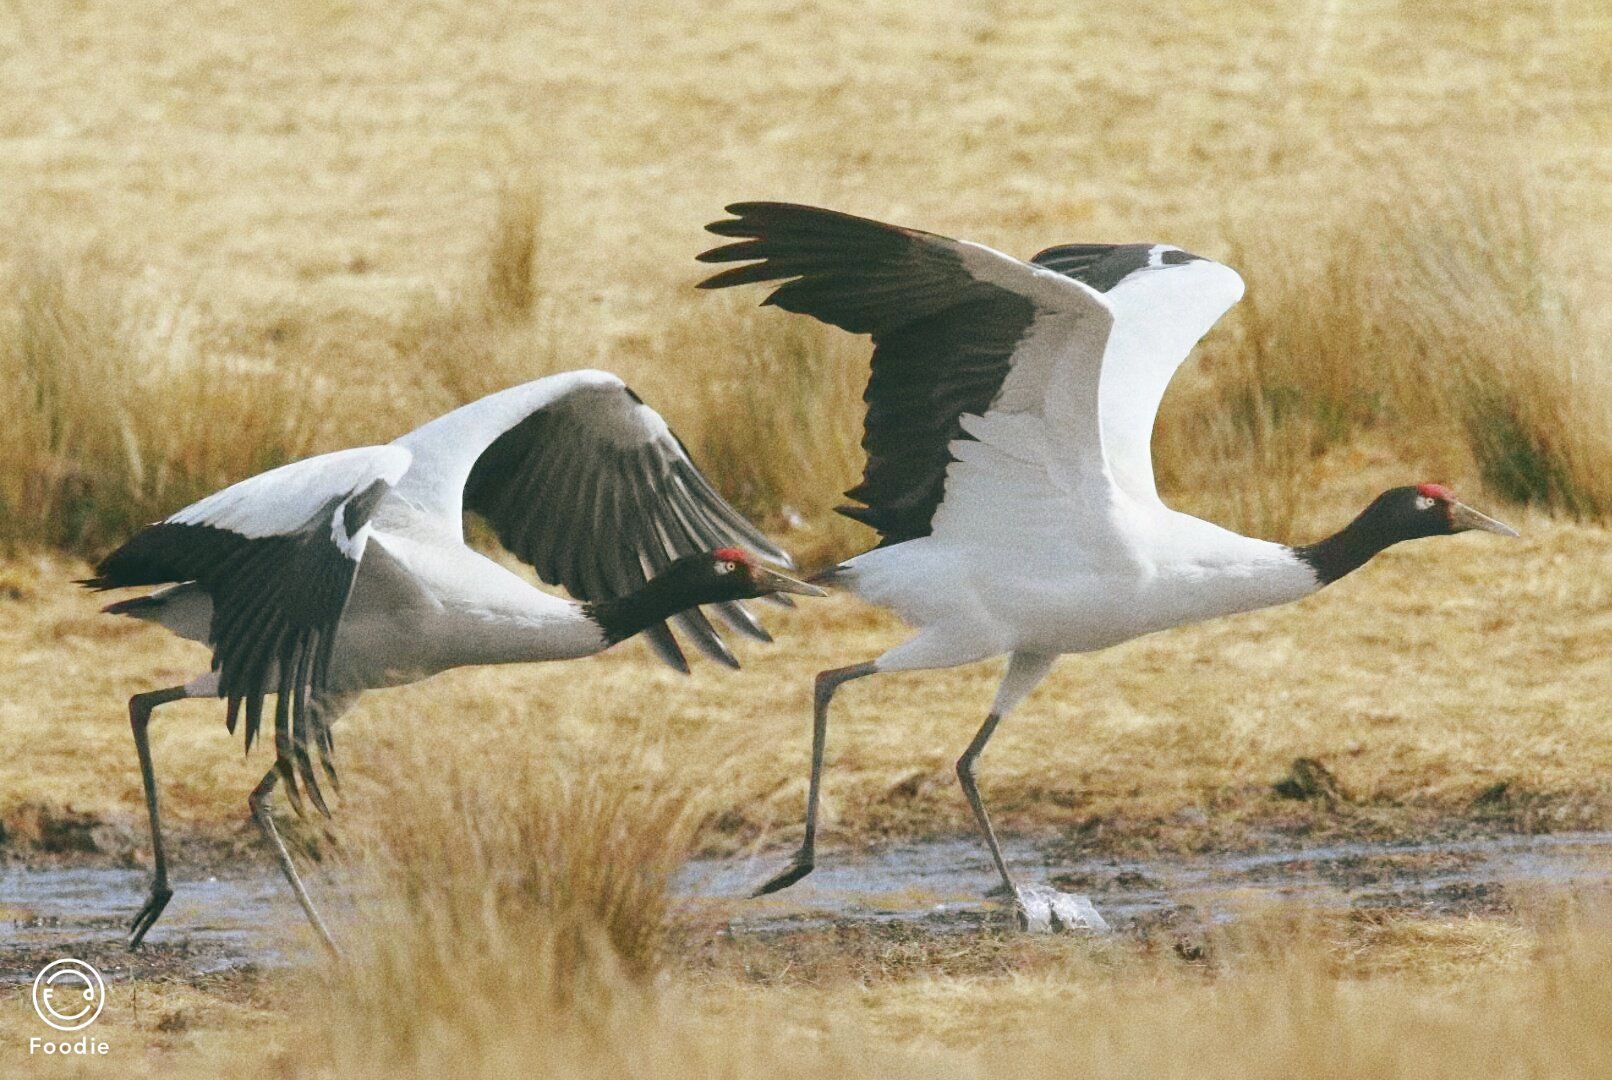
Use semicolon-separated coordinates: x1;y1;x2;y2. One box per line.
754;566;828;597
1450;501;1520;538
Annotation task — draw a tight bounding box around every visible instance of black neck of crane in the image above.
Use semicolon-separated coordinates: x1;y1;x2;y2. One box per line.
1291;493;1436;586
583;565;710;645
1291;526;1391;586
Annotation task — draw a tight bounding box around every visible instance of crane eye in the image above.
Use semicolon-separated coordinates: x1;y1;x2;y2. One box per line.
719;560;736;573
1415;495;1436;511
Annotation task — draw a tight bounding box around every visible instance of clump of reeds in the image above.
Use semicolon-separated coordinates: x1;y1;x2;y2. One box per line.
1155;157;1606;540
668;293;872;569
0;245;314;553
7;161;1602;562
316;733;706;1076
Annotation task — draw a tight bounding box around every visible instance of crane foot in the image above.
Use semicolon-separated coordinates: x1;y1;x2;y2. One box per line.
750;850;814;897
1014;884;1109;934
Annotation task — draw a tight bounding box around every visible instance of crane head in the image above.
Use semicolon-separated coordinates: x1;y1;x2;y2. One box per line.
692;547;827;600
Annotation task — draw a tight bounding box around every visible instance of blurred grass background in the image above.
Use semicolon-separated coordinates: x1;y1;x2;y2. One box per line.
0;0;1607;563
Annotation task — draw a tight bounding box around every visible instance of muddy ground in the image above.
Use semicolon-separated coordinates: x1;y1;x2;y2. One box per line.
6;821;1611;985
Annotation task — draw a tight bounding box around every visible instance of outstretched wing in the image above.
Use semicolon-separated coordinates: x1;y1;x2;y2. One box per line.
697;202;1117;546
1029;241;1245;504
85;444;411;814
390;370;790;672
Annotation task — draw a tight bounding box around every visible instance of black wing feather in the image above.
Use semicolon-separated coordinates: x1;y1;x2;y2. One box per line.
698;202;1039;546
1028;242;1156;292
85;472;395;814
461;380;788;671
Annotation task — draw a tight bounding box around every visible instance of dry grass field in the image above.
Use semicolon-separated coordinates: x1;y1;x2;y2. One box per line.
2;0;1611;1075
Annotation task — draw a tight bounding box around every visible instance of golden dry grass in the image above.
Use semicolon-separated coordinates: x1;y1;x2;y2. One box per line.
2;0;1611;1075
4;729;1612;1079
1;0;1608;555
269;759;1612;1080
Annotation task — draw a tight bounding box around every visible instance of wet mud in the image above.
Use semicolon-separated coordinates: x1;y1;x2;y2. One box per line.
5;831;1611;979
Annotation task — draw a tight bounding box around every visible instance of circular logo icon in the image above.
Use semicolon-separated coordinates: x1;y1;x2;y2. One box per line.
32;959;106;1032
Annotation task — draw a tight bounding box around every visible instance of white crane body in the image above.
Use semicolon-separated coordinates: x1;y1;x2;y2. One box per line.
89;367;821;952
697;201;1518;928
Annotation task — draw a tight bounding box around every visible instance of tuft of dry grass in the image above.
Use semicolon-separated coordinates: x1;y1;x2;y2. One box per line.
1157;159;1610;541
7;161;1604;559
263;726;1612;1080
315;732;706;1075
14;904;1612;1079
0;246;315;552
293;884;1612;1079
672;294;870;569
12;158;1600;561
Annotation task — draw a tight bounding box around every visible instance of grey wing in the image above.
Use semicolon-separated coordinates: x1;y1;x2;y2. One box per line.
460;377;790;672
84;445;411;814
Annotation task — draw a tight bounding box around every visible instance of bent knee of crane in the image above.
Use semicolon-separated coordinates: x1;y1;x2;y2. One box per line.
130;686;186;730
248;774;277;814
129;693;161;735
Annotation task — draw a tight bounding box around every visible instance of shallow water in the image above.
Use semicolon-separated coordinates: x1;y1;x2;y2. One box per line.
680;831;1612;934
4;831;1611;976
0;864;312;979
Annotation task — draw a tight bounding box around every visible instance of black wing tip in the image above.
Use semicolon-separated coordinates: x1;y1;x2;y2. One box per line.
716;200;857;220
695;241;738;260
643;623;692;674
834;502;878;526
702;218;757;239
82;520;253;592
698;632;743;669
833;502;926;547
702;201;868;240
694;263;790;291
673;608;741;670
710;200;795;223
100;593;161;616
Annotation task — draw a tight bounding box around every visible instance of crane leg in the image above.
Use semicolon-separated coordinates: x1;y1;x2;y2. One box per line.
750;661;878;897
249;766;341;960
953;651;1057;900
956;651;1108;933
128;685;191;948
956;710;1018;896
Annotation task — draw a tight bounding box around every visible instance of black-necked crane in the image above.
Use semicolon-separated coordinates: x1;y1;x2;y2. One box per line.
85;370;822;954
697;202;1518;931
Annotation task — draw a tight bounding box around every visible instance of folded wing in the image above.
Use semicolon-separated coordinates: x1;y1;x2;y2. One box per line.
83;444;411;813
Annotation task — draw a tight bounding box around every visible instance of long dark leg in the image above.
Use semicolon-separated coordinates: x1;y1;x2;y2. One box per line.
249;766;340;960
955;651;1057;903
751;661;878;897
957;711;1017;896
128;685;190;949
